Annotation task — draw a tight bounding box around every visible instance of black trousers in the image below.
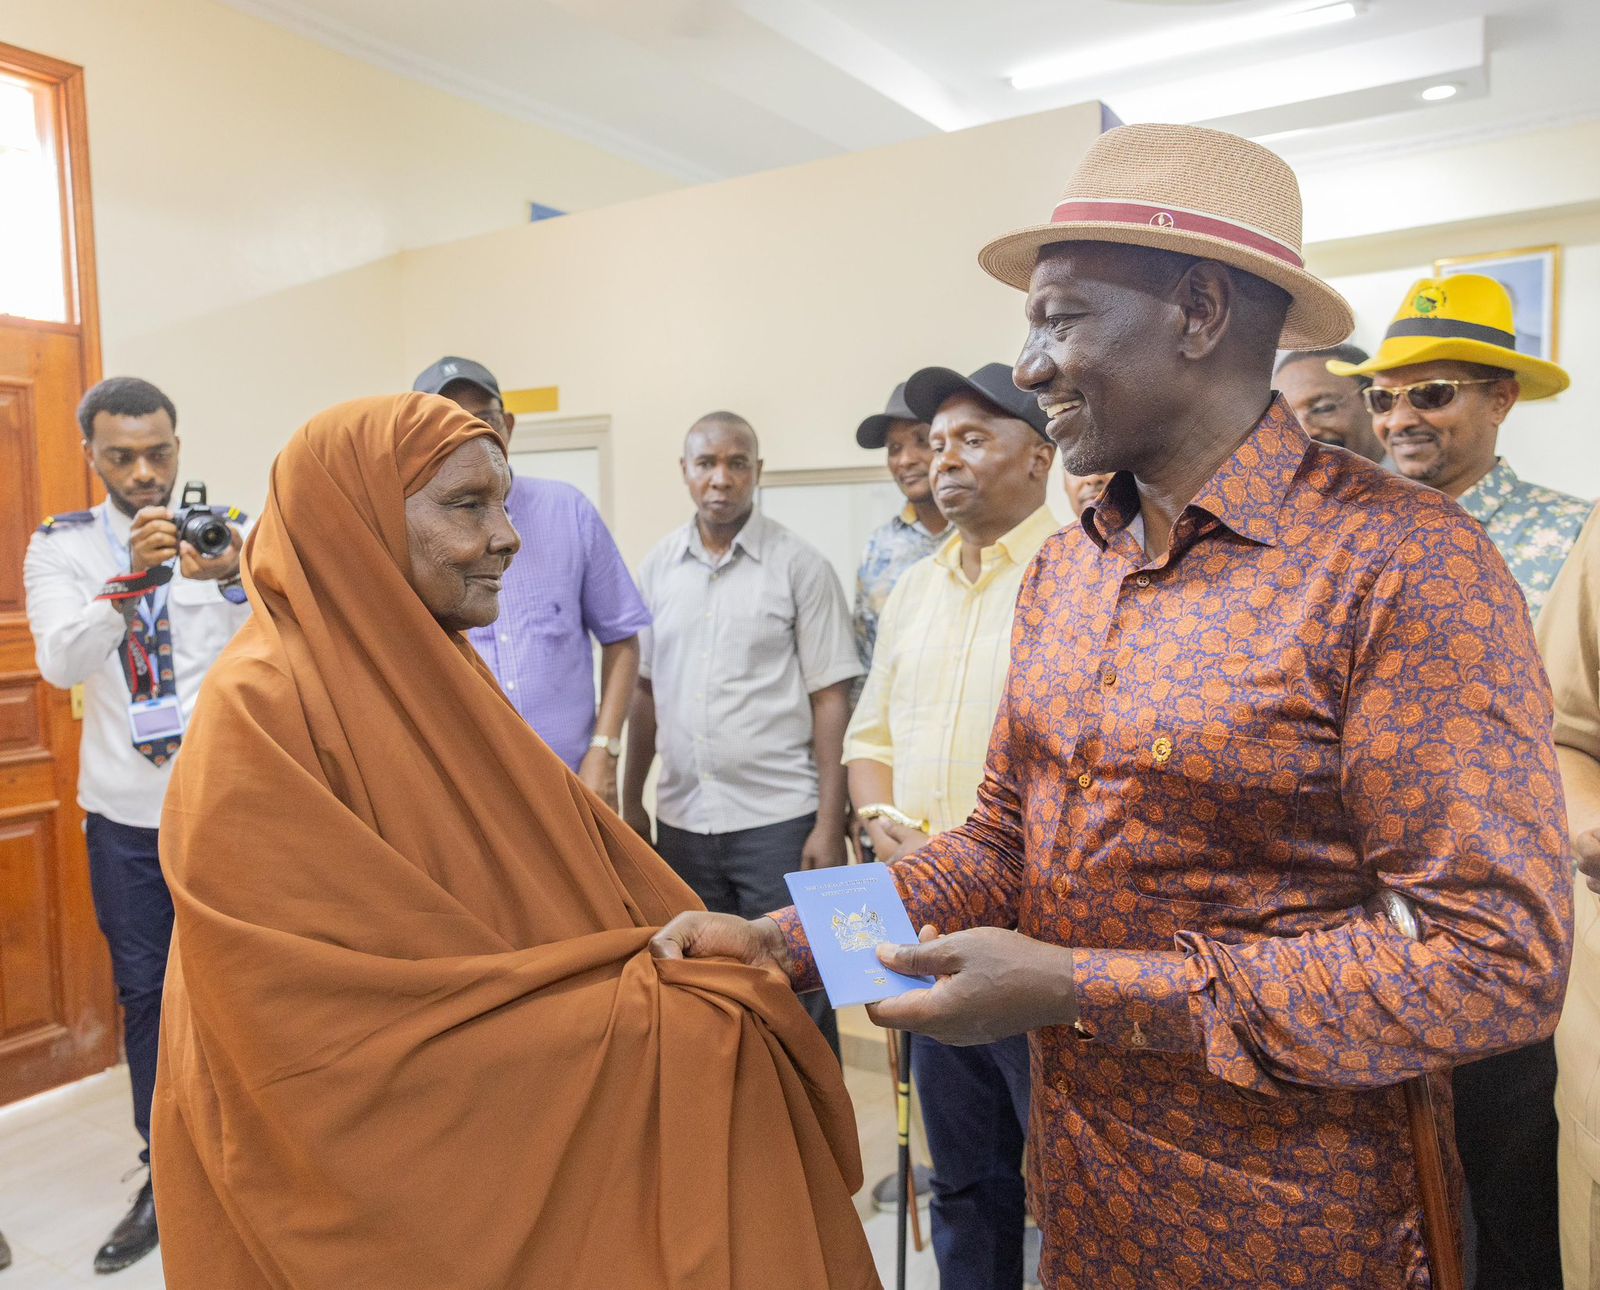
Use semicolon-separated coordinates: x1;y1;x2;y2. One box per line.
912;1031;1031;1290
1452;1038;1562;1289
85;813;174;1166
655;813;838;1057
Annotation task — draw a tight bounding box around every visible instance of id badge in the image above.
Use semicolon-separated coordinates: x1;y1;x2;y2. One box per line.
128;695;185;743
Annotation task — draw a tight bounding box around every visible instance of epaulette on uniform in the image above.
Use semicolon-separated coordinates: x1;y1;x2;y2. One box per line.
37;510;95;535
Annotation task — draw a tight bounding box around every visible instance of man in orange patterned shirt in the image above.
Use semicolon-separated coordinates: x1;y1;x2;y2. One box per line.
653;124;1572;1288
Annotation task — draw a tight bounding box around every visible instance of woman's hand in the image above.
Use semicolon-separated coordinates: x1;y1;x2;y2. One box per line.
648;913;792;977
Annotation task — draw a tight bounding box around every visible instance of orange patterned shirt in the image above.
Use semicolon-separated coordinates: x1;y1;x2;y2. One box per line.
775;397;1571;1288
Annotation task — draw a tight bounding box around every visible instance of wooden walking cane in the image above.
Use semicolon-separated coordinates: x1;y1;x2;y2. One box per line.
1367;890;1466;1290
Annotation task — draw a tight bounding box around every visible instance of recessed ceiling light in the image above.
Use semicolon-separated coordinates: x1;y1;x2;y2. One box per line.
1419;83;1460;101
1008;0;1363;92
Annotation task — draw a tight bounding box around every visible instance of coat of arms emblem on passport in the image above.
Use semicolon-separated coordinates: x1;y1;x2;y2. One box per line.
831;905;889;953
786;863;934;1007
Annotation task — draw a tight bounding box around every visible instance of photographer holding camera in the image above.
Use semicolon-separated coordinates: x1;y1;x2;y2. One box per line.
22;376;250;1275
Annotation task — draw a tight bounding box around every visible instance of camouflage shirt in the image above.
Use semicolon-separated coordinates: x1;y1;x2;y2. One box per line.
852;506;944;673
1458;458;1593;617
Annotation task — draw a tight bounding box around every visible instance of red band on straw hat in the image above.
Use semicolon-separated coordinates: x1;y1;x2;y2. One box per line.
1050;199;1304;269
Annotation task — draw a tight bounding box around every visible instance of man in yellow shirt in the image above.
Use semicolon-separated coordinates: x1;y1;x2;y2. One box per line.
1532;503;1600;1289
848;361;1056;1289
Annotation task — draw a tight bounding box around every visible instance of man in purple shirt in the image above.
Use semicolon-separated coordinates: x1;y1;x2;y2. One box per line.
414;358;651;807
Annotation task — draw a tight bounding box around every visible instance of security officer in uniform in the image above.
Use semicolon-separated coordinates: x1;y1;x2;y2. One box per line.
22;376;250;1275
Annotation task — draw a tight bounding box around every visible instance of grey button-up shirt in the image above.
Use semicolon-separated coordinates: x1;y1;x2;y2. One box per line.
638;511;862;834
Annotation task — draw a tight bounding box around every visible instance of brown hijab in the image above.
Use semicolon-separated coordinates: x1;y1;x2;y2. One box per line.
153;394;877;1289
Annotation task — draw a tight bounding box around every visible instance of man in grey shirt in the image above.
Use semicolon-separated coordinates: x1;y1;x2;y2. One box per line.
623;411;861;1052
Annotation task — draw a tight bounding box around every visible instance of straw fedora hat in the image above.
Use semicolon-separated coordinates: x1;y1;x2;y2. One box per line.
978;123;1353;351
1326;274;1569;401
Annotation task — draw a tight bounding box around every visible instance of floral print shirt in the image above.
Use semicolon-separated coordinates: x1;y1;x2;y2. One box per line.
1456;457;1592;617
775;397;1571;1288
852;506;945;673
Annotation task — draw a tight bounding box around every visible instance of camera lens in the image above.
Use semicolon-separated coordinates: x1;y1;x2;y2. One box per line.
185;515;231;558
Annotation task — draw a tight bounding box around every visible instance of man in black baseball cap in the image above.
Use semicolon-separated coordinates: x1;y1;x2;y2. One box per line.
868;360;1055;1288
903;362;1051;441
850;382;948;684
413;356;510;437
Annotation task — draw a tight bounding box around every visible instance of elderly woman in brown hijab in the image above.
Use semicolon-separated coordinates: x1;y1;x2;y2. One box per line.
152;394;878;1289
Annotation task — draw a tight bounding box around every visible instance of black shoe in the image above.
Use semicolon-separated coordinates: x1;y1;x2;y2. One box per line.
94;1177;158;1274
0;1227;11;1270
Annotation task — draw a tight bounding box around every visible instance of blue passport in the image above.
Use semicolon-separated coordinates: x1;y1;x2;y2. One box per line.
784;863;935;1007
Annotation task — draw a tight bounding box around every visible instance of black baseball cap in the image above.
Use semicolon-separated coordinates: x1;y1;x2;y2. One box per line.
412;356;502;402
903;362;1049;440
855;381;924;450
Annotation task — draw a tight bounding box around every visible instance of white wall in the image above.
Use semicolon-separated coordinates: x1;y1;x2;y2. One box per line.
4;0;678;508
395;101;1105;565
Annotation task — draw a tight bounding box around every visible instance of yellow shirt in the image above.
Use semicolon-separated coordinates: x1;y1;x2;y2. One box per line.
844;504;1058;835
1534;503;1600;1180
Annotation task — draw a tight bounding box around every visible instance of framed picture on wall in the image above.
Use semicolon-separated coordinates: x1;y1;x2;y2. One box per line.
1433;245;1562;364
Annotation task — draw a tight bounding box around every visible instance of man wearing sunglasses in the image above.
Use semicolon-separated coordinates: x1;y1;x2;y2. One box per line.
1330;274;1587;616
1331;274;1587;1289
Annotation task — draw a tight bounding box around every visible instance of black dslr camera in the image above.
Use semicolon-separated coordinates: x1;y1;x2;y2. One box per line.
173;481;234;559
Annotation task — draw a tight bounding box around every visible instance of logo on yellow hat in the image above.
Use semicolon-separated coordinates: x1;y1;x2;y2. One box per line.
1412;286;1446;316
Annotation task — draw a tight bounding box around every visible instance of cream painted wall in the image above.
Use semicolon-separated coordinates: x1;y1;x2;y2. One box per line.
395;101;1104;564
5;0;677;510
1297;120;1600;247
1308;204;1600;500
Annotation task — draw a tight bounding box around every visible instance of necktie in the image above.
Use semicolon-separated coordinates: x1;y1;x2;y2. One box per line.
120;592;180;767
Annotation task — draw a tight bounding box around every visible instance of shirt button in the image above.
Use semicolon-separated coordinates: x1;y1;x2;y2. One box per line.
1077;772;1092;789
500;632;510;642
1101;667;1116;688
1135;574;1151;588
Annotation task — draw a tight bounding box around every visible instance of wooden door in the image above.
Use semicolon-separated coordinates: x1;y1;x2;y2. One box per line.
0;42;116;1105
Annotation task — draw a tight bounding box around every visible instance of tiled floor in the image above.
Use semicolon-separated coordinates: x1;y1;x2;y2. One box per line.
0;1058;934;1289
0;1070;162;1287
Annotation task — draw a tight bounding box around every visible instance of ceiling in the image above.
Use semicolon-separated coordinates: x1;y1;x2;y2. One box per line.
220;0;1600;184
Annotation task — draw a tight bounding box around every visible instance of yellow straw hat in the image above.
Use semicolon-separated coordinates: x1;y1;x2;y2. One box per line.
977;122;1354;350
1326;274;1569;401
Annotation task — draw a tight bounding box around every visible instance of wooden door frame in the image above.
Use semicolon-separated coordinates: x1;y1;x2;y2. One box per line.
0;41;112;1104
0;40;103;402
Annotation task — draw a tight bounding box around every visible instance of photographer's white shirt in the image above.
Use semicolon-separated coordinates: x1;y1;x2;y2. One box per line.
23;500;251;829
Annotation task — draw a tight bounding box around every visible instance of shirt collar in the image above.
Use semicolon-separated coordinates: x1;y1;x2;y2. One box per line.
681;508;765;565
934;504;1058;578
894;502;942;539
99;498;133;541
1455;458;1518;526
1082;394;1308;552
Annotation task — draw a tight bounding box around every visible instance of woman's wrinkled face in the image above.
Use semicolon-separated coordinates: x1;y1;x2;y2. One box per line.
404;437;520;632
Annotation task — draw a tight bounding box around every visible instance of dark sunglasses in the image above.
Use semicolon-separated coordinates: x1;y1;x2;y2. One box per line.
1361;377;1501;415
